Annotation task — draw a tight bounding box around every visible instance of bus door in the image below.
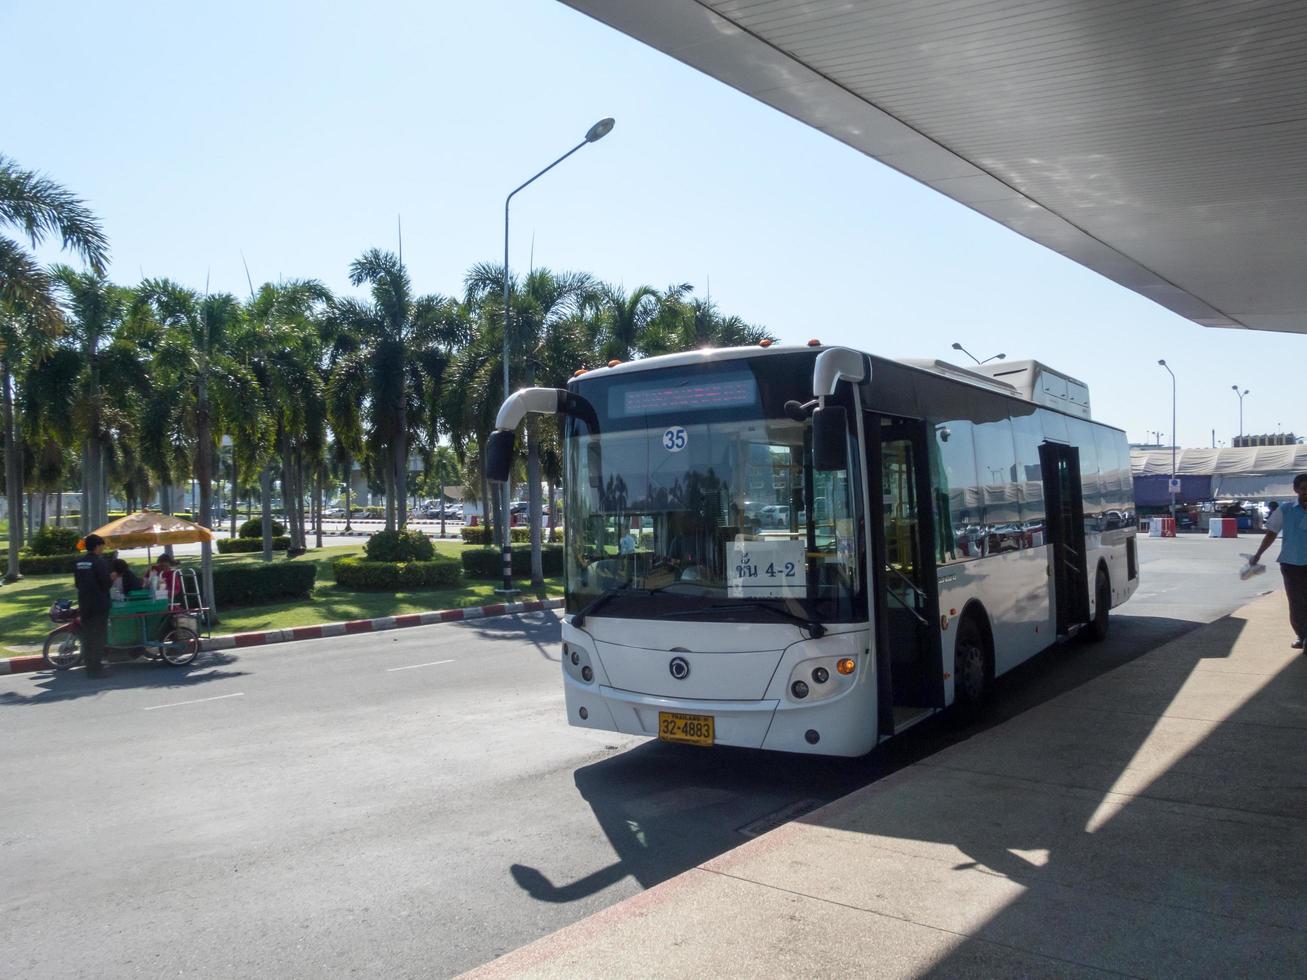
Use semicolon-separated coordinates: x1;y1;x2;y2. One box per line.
868;414;944;735
1040;442;1090;633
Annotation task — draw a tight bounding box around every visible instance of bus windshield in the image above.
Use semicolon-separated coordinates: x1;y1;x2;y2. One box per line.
563;357;866;625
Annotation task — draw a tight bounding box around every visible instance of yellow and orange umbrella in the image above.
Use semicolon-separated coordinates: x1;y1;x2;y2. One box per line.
77;511;214;551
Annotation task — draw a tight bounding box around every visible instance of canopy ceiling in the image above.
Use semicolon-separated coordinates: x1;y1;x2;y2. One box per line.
562;0;1307;333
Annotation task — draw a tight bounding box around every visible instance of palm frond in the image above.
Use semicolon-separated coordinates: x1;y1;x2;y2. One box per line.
0;154;109;272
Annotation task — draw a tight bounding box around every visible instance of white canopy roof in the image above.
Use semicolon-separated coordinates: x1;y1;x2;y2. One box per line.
1131;446;1307;477
561;0;1307;333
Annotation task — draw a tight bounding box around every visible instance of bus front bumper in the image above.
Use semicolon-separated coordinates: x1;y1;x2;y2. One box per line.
564;678;875;756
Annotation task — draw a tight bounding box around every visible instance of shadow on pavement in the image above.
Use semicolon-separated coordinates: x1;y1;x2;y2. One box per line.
507;613;1206;906
804;608;1307;976
0;651;246;707
461;609;563;662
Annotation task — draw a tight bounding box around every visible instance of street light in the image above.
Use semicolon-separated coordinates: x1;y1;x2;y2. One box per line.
498;117;615;595
1158;359;1176;522
1231;385;1248;440
951;342;1005;365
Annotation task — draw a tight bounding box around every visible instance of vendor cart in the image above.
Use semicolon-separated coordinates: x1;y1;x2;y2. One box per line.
43;568;210;670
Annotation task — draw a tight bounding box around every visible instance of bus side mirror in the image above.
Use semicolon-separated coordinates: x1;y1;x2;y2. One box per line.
812;404;848;470
485;429;516;483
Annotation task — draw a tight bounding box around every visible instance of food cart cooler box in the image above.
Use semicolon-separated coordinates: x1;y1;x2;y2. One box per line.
108;596;172;646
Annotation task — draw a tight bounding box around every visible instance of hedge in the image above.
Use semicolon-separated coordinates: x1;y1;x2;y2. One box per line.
18;550;118;576
216;536;292;554
28;526;82;556
332;555;462;591
238;518;287;539
364;529;434;563
210;563;316;607
460;525;533;545
461;544;563;579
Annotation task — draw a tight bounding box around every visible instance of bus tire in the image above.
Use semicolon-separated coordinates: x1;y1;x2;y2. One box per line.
952;612;991;720
1087;566;1111;642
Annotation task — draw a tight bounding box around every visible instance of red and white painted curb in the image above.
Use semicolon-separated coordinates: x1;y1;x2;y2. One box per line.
0;654;46;676
0;597;563;676
201;597;563;651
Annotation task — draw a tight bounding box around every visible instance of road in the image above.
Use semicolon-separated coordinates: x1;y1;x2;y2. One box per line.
0;536;1279;978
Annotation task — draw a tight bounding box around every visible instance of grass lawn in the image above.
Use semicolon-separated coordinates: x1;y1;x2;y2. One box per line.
0;541;561;654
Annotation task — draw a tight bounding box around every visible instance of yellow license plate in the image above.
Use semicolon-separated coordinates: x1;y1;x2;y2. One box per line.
658;711;714;746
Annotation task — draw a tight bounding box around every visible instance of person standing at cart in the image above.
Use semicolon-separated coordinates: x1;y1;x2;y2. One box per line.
109;558;143;599
74;534;113;678
149;554;184;606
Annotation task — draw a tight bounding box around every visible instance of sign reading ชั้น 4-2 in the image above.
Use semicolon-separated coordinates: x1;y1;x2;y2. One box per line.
727;539;806;598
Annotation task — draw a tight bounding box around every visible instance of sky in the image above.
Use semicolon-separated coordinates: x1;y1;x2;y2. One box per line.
5;0;1301;449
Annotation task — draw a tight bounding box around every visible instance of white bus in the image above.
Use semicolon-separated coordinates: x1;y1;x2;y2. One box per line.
486;345;1139;756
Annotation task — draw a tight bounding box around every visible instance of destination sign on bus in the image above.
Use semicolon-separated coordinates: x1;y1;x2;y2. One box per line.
614;376;757;417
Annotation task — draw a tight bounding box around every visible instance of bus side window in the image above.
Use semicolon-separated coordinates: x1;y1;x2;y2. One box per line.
1066;418;1102;533
1011;410;1045;546
973;416;1019;553
932;419;978;564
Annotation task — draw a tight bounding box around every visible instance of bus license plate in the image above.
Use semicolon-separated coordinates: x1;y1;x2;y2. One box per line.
658;711;714;747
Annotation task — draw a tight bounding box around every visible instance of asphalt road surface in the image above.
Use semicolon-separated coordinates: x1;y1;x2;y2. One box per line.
0;536;1279;978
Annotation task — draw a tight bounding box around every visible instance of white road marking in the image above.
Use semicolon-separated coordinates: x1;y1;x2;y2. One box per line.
144;692;246;711
386;659;455;672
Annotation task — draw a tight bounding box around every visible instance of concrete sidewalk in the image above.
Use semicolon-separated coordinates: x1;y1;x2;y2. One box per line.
467;591;1307;978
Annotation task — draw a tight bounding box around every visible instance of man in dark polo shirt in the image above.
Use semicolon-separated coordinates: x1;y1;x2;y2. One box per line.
74;533;113;677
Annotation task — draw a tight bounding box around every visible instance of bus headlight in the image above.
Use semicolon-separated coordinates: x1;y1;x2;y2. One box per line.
787;655;857;703
562;643;597;685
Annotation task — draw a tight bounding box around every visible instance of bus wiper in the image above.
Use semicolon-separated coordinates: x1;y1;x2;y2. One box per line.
658;602;827;638
572;580;638;629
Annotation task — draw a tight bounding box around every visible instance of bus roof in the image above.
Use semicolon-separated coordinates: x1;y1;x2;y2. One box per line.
570;344;1113;428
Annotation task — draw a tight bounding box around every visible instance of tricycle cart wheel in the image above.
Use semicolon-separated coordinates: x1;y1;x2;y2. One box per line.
160;626;200;666
43;628;83;671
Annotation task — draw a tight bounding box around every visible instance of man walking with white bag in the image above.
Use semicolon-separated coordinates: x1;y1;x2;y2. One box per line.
1248;473;1307;650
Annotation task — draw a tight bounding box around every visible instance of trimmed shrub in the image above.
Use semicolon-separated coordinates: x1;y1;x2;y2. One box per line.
461;544;563;579
459;525;532;545
364;529;434;563
18;550;118;576
238;518;287;539
216;536;292;554
27;526;82;556
210;563;316;607
332;555;462;591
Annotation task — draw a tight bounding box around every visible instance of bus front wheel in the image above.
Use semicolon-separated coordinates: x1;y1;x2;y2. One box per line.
952;615;990;719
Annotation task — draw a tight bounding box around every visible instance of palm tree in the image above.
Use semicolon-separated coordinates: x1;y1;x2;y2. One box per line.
49;266;137;532
428;444;459;539
236;279;332;557
1;156;106;580
0;154;108;326
137;279;247;619
590;282;661;363
464;263;593;586
333;249;460;531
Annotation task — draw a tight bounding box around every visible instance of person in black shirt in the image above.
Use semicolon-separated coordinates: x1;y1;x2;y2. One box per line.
74;534;113;678
109;558;143;596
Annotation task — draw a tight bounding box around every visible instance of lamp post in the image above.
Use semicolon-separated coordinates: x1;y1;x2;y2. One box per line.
951;342;1005;366
1158;359;1176;523
498;117;615;595
1231;385;1248;441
